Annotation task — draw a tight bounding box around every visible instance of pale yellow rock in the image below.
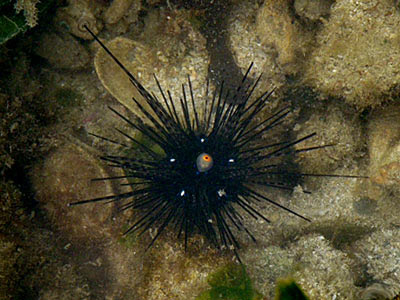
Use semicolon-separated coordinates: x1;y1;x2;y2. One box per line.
94;37;156;120
368;105;400;195
255;0;313;74
93;12;209;123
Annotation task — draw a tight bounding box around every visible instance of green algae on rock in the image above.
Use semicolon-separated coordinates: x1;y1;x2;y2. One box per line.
196;263;263;300
137;234;228;300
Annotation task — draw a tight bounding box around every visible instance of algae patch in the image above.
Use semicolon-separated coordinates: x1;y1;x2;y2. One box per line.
196;263;263;300
276;279;309;300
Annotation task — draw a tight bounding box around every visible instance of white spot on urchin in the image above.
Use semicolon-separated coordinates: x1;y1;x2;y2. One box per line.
149;228;157;240
217;189;226;197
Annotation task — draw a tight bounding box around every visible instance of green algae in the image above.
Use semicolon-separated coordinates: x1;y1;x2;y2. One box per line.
117;224;138;249
196;263;263;300
275;279;309;300
310;221;375;250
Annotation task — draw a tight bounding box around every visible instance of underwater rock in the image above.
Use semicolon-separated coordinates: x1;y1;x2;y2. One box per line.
354;228;400;298
304;0;400;108
93;37;153;118
227;1;284;95
31;141;128;241
286;235;357;299
138;235;228;300
103;0;134;25
37;264;91;300
294;0;334;21
93;10;209;118
359;283;393;300
56;0;103;40
367;105;400;196
30;139;149;298
293;102;363;174
102;0;141;35
353;197;378;216
35;32;90;70
243;234;358;299
255;0;314;75
227;0;315;97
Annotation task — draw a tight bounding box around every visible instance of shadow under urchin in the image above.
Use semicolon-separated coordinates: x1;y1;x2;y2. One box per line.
70;25;361;260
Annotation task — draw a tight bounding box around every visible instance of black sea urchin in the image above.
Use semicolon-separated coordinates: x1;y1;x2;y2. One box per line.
70;26;360;258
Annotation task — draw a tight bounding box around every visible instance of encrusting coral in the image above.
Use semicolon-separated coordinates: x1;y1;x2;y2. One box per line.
14;0;39;27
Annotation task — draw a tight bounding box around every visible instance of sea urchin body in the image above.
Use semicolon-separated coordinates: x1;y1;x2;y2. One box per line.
70;25;351;258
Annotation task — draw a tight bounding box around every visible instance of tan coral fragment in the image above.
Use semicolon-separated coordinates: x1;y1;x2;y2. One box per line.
94;37;156;119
